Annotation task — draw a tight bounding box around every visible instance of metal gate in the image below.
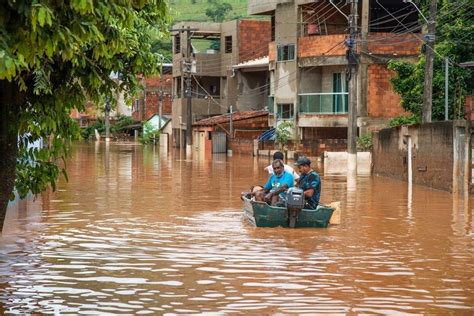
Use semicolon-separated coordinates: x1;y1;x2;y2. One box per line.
212;132;227;153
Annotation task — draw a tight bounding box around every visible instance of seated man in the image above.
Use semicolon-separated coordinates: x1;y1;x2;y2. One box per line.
264;151;300;183
294;156;321;209
255;159;294;206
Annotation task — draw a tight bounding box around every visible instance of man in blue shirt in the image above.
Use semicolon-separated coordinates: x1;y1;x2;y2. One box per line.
257;159;294;206
294;157;321;209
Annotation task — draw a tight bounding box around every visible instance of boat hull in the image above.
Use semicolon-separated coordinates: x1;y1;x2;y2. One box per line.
242;195;334;228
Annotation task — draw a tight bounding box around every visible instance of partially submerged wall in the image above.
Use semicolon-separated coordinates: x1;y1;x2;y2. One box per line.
372;121;470;192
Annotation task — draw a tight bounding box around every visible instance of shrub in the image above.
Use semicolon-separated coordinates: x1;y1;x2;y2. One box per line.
141;121;160;144
357;133;373;151
275;121;293;150
389;114;420;127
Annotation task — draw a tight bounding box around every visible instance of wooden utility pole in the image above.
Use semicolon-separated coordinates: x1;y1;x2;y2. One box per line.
159;62;163;130
347;0;359;174
422;0;437;123
185;26;196;156
105;97;111;142
169;26;198;156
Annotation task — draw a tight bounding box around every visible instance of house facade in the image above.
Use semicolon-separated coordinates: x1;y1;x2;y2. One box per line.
248;0;421;147
171;19;271;148
132;64;173;122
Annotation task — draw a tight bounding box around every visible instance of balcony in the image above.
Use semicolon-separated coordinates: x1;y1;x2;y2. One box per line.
299;92;348;114
298;34;346;59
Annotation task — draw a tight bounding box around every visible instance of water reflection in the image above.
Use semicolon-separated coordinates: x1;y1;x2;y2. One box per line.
1;142;473;314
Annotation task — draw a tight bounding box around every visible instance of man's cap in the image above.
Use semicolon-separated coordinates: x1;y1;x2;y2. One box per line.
294;156;311;166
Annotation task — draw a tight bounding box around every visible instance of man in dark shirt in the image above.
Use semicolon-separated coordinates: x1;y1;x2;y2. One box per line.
294;157;321;209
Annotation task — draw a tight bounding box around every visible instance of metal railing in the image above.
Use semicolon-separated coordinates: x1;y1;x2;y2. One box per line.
298;92;348;114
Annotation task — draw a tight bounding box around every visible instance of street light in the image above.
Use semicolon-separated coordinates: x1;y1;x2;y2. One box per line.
403;0;429;24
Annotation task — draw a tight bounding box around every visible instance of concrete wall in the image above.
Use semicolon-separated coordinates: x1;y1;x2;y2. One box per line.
324;152;372;174
299;67;322;92
372;121;471;192
236;71;269;111
220;20;239;74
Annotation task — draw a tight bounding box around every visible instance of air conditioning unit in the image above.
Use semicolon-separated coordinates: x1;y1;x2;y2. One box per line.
307;24;319;35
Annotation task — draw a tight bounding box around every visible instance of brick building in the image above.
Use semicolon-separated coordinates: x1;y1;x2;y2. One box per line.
192;110;269;155
248;0;421;147
171;19;272;148
132;63;173;122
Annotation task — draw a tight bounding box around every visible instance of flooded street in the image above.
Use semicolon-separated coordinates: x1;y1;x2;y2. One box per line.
1;142;473;314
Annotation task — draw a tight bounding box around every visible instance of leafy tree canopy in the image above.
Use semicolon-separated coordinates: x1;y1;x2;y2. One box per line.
0;0;170;229
205;0;232;22
388;0;474;123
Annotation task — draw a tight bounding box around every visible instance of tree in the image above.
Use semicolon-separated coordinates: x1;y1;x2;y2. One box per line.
0;1;170;231
205;0;233;22
388;0;473;123
275;121;294;151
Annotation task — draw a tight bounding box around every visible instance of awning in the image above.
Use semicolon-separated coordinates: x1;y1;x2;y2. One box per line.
232;56;269;71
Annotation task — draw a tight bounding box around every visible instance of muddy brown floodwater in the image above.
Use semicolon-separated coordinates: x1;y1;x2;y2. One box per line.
1;142;473;314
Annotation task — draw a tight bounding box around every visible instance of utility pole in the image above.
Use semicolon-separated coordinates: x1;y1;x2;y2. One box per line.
169;26;198;156
347;0;359;175
159;62;163;130
422;0;437;123
229;105;233;138
105;97;111;142
444;57;449;121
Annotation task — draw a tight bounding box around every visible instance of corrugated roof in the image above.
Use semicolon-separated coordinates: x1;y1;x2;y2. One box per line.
193;110;268;126
233;56;269;69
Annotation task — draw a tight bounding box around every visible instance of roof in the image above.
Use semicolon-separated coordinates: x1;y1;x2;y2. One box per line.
193;110;268;126
233;56;269;70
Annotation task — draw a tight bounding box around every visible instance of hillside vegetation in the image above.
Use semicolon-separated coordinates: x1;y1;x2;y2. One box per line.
170;0;249;22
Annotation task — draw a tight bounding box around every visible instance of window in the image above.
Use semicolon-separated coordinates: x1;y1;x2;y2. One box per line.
277;44;295;61
332;73;348;113
174;34;181;54
277;103;294;119
225;36;232;53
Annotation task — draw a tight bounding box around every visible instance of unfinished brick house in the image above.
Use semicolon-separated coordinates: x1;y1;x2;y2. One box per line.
132;63;173;121
171;19;271;148
192;110;269;156
248;0;421;154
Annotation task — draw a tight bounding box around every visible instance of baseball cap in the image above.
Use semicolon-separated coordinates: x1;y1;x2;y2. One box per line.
294;156;311;166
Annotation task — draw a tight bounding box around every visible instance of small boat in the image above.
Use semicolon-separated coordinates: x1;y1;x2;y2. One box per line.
241;194;335;228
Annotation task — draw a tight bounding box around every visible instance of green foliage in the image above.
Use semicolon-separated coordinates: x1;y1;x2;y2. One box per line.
80;115;137;140
357;133;373;151
388;0;474;121
80;119;105;140
0;1;170;199
275;121;294;149
389;114;421;127
205;0;233;22
113;115;137;132
170;0;248;22
141;122;161;144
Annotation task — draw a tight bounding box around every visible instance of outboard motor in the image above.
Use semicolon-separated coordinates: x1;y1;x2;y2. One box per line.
286;187;305;228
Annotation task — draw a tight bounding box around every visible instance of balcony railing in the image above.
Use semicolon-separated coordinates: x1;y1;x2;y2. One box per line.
299;92;348;114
